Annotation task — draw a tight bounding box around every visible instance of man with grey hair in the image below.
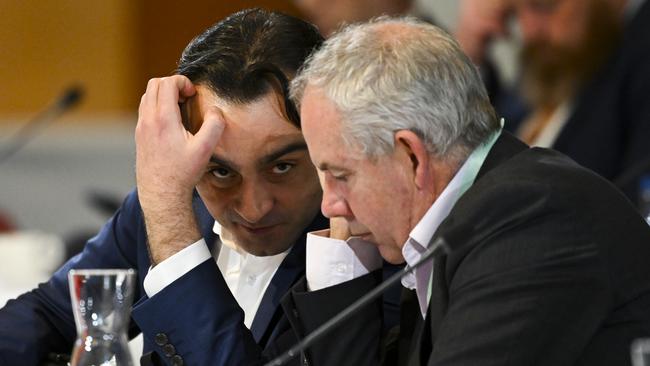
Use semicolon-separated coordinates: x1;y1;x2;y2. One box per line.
283;16;650;365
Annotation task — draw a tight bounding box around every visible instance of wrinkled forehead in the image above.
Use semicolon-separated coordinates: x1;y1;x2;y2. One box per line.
187;85;307;166
184;85;291;131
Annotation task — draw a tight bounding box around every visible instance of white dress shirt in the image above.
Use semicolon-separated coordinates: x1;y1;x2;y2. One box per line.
143;222;289;328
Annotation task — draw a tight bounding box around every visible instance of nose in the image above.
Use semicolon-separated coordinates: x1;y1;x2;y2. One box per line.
320;181;352;219
234;181;274;224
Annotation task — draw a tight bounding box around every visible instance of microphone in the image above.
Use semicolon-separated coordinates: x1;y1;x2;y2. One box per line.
0;84;84;164
265;236;451;366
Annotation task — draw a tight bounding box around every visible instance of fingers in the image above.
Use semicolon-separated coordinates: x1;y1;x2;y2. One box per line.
193;107;226;160
329;216;352;240
156;76;196;128
157;75;196;105
139;76;196;128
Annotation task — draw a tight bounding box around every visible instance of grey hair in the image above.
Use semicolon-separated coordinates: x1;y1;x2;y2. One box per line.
291;16;499;163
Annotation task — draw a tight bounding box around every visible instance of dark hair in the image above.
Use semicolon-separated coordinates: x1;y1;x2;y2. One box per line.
177;8;323;126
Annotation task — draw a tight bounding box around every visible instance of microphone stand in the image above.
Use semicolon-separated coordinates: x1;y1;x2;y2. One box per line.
265;236;450;366
0;85;84;164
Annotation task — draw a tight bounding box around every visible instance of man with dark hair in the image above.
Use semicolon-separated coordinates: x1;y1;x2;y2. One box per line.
0;9;331;365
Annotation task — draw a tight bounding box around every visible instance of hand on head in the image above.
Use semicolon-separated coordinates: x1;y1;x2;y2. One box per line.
135;75;225;212
135;75;226;264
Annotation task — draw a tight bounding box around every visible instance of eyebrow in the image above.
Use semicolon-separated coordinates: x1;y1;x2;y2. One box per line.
209;155;238;170
317;162;346;172
208;141;308;170
260;141;308;165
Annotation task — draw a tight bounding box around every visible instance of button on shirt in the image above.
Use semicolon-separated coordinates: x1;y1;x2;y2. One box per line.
143;222;289;328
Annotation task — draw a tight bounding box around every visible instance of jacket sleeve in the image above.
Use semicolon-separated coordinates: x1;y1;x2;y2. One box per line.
0;189;143;366
279;270;384;366
132;259;272;366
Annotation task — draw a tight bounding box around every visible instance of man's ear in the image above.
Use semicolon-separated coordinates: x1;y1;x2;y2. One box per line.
394;130;430;190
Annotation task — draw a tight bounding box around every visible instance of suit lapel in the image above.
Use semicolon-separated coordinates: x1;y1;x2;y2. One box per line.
406;295;428;366
250;238;305;342
250;213;328;343
398;289;419;365
406;256;448;366
428;256;448;357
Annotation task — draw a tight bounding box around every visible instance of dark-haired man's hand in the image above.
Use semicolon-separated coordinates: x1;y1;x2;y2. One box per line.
135;75;225;265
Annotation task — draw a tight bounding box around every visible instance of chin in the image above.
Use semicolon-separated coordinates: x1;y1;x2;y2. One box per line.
378;245;405;264
236;240;290;257
233;228;296;257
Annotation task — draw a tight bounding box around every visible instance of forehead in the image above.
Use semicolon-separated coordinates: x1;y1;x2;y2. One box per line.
190;85;305;164
300;85;361;170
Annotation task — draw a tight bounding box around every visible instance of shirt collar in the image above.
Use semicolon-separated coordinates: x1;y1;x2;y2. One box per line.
403;124;502;260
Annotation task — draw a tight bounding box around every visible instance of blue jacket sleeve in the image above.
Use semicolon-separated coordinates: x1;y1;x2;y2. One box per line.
132;259;265;366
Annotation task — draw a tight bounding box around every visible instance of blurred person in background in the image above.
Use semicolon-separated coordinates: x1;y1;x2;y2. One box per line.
455;0;650;207
293;0;434;36
0;8;333;366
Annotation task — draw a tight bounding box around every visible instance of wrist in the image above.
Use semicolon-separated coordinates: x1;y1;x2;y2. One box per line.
141;198;201;265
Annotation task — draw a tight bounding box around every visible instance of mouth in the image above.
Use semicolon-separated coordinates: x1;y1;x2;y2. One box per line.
238;224;279;235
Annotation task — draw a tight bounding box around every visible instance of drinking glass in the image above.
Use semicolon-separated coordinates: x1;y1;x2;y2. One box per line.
68;269;136;366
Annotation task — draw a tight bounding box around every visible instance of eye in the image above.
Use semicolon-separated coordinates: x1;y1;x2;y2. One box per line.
211;167;234;179
330;172;348;182
272;162;294;174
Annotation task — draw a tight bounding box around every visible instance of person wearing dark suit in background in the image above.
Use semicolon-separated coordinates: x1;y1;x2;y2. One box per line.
0;9;332;365
455;0;650;207
285;17;650;365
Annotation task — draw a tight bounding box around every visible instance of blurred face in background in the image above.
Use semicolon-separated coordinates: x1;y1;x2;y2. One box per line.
514;0;624;107
293;0;369;36
293;0;410;36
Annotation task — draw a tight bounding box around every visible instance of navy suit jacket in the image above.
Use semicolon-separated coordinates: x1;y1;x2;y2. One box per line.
0;189;328;365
